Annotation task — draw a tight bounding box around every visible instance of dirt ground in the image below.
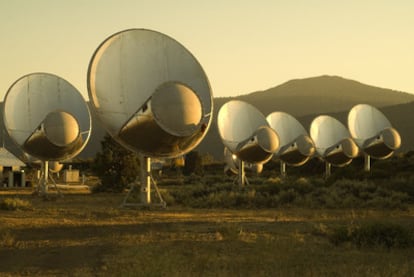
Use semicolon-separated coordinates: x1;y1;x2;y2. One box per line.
0;189;283;276
1;188;414;276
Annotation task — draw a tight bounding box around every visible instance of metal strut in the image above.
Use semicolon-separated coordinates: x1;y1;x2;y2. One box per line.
364;154;371;172
121;156;166;208
325;162;331;179
235;159;249;188
280;161;287;178
36;161;62;197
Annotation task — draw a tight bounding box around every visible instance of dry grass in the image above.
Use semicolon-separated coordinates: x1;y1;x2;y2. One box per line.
0;190;413;276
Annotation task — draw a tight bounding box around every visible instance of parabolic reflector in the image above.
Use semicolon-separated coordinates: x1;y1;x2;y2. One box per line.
3;73;92;161
310;115;358;167
224;147;263;175
348;104;401;159
87;29;213;158
267;112;315;166
217;100;279;164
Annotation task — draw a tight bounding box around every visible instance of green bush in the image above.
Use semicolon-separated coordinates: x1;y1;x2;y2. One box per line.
382;176;414;202
0;228;15;247
329;222;414;249
352;222;413;249
162;175;412;209
0;198;31;211
328;225;350;246
183;151;204;176
92;135;141;192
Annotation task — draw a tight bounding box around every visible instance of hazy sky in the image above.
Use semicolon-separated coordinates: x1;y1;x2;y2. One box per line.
1;0;413;100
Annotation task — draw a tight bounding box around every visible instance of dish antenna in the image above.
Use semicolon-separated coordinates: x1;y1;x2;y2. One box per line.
87;29;213;207
217;100;279;187
310;115;358;178
224;147;263;184
267;112;315;177
348;104;401;171
3;73;91;195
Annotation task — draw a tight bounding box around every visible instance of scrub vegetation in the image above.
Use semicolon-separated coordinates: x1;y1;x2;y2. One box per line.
1;146;414;275
0;193;414;276
0;197;31;211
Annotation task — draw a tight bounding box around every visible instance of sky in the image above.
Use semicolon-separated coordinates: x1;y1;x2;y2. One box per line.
0;0;413;100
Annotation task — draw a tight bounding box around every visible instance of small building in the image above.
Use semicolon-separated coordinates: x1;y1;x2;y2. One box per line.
63;168;80;183
0;147;26;187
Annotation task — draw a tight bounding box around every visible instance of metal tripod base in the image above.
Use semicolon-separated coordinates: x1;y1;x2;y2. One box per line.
121;156;166;208
35;161;63;197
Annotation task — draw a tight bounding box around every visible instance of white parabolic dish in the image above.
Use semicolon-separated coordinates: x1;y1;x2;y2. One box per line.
217;100;279;163
266;111;315;166
310;115;358;166
87;29;213;157
348;104;392;144
3;73;91;161
267;112;308;149
348;104;401;159
310;115;350;156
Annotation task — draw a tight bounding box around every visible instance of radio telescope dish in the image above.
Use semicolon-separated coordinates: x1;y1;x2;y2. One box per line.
310;115;358;177
88;29;212;158
224;147;263;177
267;112;315;177
348;104;401;171
87;29;213;206
3;73;91;194
218;100;278;186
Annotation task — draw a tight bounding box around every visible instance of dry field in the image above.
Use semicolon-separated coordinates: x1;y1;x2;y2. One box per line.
1;188;414;276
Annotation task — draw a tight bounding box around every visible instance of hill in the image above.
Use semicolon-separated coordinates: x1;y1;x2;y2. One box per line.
215;75;414;117
196;76;414;160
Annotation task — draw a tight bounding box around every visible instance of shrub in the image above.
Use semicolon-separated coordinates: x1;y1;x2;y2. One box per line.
382;176;414;202
0;229;15;247
92;135;140;192
0;198;31;211
278;188;298;205
160;189;175;206
352;222;413;249
329;222;414;249
328;225;350;246
162;176;411;209
183;151;204;176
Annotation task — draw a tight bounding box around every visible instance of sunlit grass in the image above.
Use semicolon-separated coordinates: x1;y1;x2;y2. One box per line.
0;197;32;211
0;192;413;276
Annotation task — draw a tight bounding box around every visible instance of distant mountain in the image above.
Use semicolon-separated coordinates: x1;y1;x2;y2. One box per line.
196;76;414;160
215;75;414;117
1;75;414;163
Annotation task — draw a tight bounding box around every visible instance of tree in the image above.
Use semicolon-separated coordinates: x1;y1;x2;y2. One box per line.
92;134;140;192
183;150;204;176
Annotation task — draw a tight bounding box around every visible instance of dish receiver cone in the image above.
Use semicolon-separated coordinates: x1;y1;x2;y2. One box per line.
3;73;91;161
310;115;358;167
348;104;401;160
87;29;213;158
